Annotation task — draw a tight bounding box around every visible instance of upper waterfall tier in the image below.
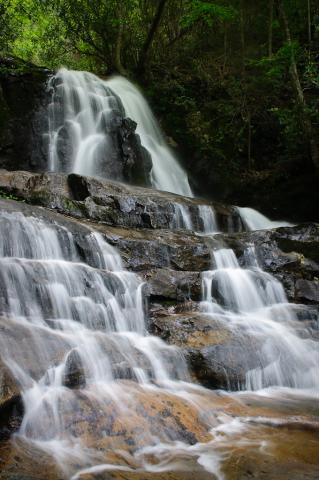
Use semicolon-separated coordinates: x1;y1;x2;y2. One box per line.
48;68;193;197
105;75;193;197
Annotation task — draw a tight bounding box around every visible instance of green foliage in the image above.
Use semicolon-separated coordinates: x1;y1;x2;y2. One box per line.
0;190;24;202
181;1;237;28
304;61;319;88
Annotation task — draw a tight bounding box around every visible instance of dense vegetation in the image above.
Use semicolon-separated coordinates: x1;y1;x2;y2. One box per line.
1;0;319;219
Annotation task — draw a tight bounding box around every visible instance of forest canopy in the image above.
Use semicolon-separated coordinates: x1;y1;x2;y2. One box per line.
1;0;319;208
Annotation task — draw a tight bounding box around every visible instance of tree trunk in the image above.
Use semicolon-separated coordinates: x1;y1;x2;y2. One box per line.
223;22;228;74
268;0;274;58
278;0;319;171
239;0;246;74
307;0;311;47
113;20;127;76
137;0;167;75
247;111;253;168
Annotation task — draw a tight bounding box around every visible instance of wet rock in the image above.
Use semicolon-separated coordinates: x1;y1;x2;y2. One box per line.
63;349;86;389
150;312;260;389
0;198;214;273
0;362;20;410
0;317;69;405
0;360;23;438
0;437;63;480
118;117;153;187
2;387;319;480
79;471;215;480
142;269;201;301
0;169;242;232
295;279;319;304
216;223;319;305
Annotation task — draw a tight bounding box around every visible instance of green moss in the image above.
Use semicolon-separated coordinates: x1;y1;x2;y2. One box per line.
61;198;87;216
0;190;25;202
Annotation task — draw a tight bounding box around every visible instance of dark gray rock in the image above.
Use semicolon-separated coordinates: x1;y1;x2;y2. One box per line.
0;169;242;232
142;268;201;301
63;349;86;389
217;223;319;305
150;311;262;389
0;57;52;172
295;279;319;304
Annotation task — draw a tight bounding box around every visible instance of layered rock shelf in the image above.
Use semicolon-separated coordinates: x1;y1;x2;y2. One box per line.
1;171;318;419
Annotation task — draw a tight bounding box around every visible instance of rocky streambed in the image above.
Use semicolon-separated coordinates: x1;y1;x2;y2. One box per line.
0;170;319;480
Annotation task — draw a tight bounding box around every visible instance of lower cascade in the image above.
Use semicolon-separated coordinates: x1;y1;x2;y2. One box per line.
201;248;319;390
1;197;319;479
0;211;191;472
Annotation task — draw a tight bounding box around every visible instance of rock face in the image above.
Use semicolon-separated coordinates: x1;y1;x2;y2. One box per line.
222;224;319;305
0;169;242;232
0;57;51;172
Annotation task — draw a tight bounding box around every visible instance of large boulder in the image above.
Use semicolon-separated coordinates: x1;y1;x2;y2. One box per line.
150;312;263;389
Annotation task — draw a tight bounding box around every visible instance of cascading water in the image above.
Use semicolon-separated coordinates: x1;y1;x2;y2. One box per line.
201;247;319;390
237;206;292;231
198;205;218;234
171;203;218;233
105;76;193;197
48;68;193;197
1;210;211;476
1;205;319;478
2;66;318;479
48;69;119;177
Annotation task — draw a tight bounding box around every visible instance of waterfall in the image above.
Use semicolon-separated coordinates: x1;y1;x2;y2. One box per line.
48;68;193;197
171;203;194;230
0;210;201;474
105;76;193;197
2;66;318;479
171;204;218;233
201;248;319;390
237;207;292;231
198;205;218;234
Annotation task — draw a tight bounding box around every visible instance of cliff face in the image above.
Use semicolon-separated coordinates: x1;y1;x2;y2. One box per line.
0;57;51;172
